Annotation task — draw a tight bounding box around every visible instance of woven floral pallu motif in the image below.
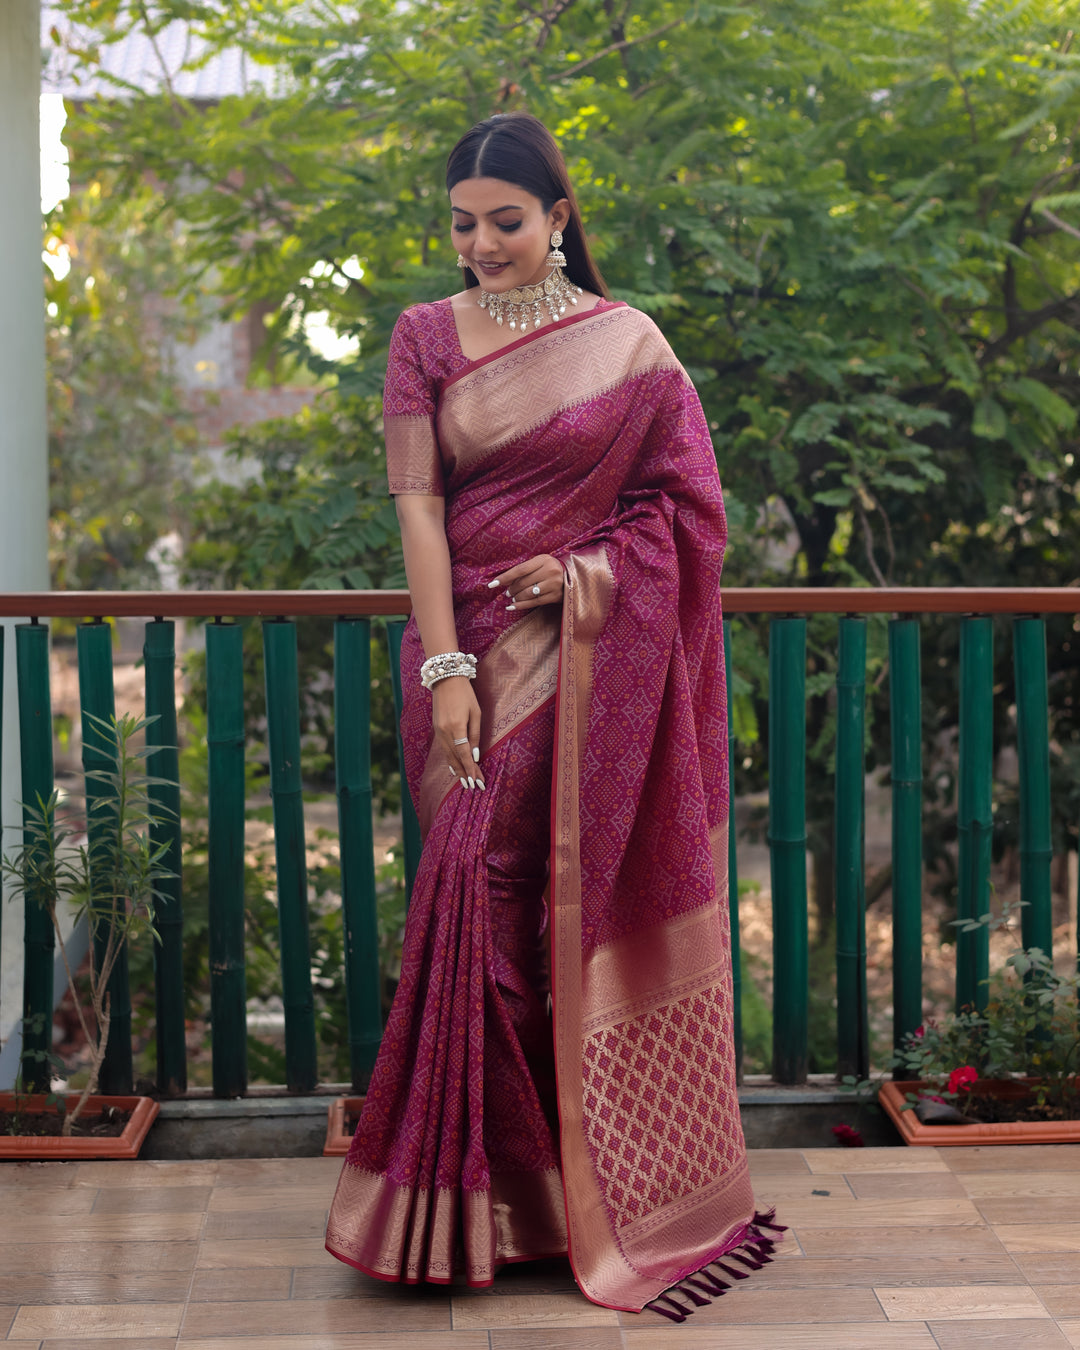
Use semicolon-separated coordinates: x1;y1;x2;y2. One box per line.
325;300;781;1316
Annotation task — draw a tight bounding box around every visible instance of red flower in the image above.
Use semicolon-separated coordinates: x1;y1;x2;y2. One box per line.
913;1026;925;1039
947;1066;978;1094
831;1123;864;1148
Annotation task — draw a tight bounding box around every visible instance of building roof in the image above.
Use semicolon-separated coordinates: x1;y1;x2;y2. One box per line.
41;3;286;101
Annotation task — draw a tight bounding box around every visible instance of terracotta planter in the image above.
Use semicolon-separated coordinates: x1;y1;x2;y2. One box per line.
0;1093;160;1159
324;1096;364;1157
879;1078;1080;1146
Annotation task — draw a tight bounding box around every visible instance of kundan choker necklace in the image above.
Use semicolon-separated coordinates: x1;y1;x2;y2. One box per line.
474;230;583;330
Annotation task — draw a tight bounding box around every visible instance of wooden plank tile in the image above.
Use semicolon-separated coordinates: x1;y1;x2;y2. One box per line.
1012;1252;1080;1284
0;1185;97;1216
848;1172;968;1200
202;1208;328;1240
977;1198;1080;1225
0;1269;191;1304
4;1342;50;1349
927;1320;1072;1349
451;1292;618;1330
802;1148;949;1175
11;1301;184;1338
178;1337;487;1350
211;1159;341;1188
288;1264;426;1303
619;1327;937;1349
1059;1321;1080;1349
42;1341;177;1350
75;1161;219;1189
797;1226;1006;1258
3;1241;198;1273
188;1269;292;1303
747;1150;812;1175
961;1172;1080;1199
775;1196;983;1228
875;1285;1049;1321
994;1225;1080;1253
749;1173;855;1201
93;1186;213;1214
0;1213;204;1245
182;1297;452;1337
489;1331;625;1350
0;1160;77;1187
208;1185;332;1213
715;1253;1022;1288
1034;1285;1080;1318
0;1305;14;1338
617;1286;887;1326
944;1146;1080;1173
195;1238;329;1268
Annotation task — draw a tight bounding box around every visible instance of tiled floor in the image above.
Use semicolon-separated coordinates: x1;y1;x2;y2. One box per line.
0;1146;1078;1348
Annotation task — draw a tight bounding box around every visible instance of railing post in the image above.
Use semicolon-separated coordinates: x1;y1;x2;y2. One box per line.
835;616;869;1080
386;620;422;906
769;616;807;1084
1014;617;1053;958
263;619;318;1092
334;617;382;1091
77;621;133;1095
889;618;923;1063
144;619;186;1096
722;618;742;1080
16;620;54;1090
956;616;993;1012
206;621;248;1098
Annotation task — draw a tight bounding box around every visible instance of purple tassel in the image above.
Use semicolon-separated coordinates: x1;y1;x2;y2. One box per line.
676;1281;711;1307
714;1260;750;1280
731;1252;765;1271
688;1271;729;1296
649;1294;689;1322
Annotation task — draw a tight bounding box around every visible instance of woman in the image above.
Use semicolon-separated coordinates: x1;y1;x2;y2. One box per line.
325;112;781;1320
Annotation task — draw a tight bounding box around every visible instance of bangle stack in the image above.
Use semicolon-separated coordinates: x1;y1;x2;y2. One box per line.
420;651;478;691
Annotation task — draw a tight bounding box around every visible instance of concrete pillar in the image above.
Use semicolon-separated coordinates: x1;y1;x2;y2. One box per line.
0;0;50;1049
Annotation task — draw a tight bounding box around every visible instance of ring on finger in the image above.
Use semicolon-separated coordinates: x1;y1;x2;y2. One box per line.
531;584;541;596
453;736;469;745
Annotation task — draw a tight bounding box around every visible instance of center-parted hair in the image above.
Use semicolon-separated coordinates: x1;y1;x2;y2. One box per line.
445;112;609;299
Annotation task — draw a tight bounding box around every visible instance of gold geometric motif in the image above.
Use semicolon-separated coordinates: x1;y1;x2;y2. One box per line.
580;983;741;1230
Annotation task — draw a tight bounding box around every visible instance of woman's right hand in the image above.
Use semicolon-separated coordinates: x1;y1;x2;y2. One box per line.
432;676;485;789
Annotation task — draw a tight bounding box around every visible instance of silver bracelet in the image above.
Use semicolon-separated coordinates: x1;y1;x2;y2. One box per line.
420;650;478;691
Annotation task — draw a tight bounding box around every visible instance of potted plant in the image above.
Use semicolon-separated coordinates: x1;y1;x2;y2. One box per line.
1;712;175;1158
879;903;1080;1145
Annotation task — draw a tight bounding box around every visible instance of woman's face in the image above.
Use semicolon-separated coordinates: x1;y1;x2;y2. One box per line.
449;176;569;292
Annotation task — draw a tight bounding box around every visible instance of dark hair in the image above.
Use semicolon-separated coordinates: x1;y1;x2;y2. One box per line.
445;112;609;298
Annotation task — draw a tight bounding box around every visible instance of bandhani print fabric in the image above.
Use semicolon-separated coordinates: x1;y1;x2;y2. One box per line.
324;297;784;1317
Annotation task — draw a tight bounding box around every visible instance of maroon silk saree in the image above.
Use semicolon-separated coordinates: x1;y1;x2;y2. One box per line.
325;300;780;1316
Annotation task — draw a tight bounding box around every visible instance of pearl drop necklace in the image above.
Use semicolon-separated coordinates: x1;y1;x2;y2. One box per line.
476;267;583;331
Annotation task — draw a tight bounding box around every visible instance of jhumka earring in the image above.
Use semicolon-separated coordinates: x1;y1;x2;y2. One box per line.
545;229;567;269
456;253;468;269
476;227;583;330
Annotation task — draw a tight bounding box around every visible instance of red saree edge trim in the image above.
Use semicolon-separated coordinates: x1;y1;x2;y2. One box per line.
437;299;628;394
323;1240;571;1289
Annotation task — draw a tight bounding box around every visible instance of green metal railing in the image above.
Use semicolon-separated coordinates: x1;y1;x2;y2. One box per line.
0;587;1076;1095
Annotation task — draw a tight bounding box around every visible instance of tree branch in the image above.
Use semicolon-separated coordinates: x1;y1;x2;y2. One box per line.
549;17;682;80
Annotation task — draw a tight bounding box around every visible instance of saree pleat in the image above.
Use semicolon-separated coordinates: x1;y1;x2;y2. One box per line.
326;299;776;1312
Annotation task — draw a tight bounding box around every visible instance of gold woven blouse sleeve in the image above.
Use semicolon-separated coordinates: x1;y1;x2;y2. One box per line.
383;308;444;497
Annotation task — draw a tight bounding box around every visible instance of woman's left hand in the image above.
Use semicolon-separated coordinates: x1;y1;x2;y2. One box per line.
488;555;565;610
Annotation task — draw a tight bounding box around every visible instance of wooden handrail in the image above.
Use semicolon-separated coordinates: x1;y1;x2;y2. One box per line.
0;586;1078;618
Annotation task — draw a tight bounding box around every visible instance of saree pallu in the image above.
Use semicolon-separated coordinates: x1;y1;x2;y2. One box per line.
325;301;779;1315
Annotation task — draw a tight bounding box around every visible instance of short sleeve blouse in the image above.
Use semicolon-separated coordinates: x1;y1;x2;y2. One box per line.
383;302;466;496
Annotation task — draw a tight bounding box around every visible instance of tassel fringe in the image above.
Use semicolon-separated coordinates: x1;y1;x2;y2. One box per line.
645;1209;787;1323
